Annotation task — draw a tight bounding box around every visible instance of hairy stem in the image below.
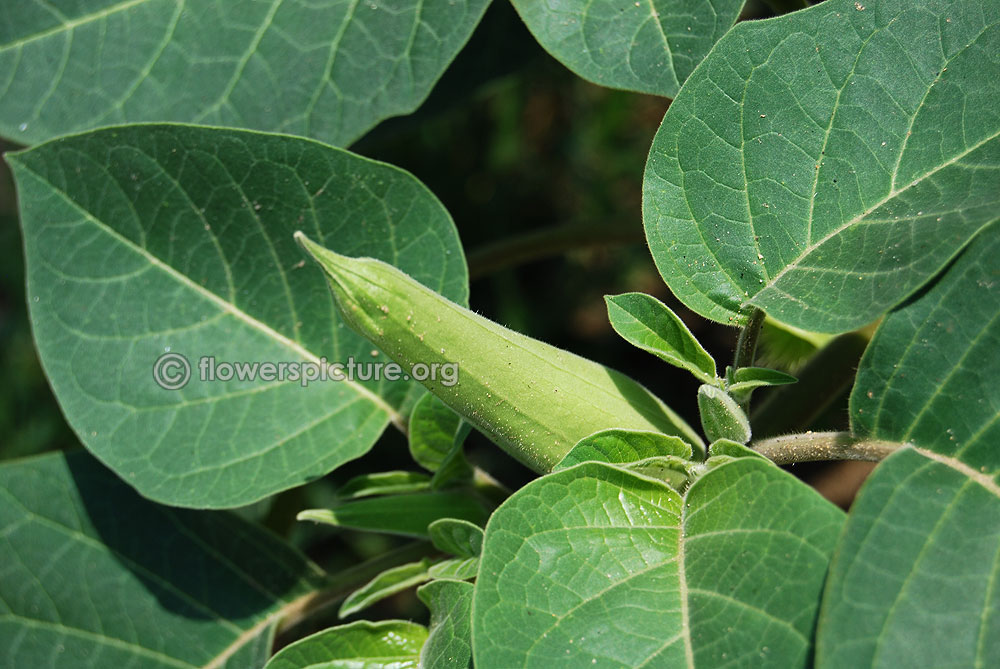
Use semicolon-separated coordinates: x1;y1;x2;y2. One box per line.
752;431;902;465
733;308;766;370
466;222;644;279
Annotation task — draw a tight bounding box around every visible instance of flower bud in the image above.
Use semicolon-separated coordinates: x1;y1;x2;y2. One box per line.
296;232;703;472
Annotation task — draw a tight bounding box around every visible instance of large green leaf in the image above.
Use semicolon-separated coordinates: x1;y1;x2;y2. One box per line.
8;124;467;508
264;620;427;669
817;221;1000;667
644;0;1000;332
0;0;490;147
0;450;326;668
509;0;745;98
472;459;844;667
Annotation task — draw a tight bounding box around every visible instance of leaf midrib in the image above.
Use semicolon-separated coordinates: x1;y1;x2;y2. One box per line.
0;0;151;52
13;158;403;429
751;125;1000;303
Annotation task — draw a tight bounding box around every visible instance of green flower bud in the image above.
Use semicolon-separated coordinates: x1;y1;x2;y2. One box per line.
697;384;752;445
295;232;703;472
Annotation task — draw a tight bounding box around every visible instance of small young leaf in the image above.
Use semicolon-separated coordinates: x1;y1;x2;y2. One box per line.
418;580;475;669
265;621;427;669
428;518;484;558
428;558;480;581
409;393;468;472
297;492;488;538
555;428;694;470
697;384;751;444
605;292;718;384
336;471;432;500
338;559;433;619
728;366;798;393
708;438;769;461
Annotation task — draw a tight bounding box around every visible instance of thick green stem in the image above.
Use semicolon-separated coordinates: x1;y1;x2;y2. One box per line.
466;222;644;279
752;431;901;465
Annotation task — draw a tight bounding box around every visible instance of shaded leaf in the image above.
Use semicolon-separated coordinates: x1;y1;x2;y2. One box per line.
337;472;432;500
8;124;467;508
473;459;844;667
644;0;1000;332
418;580;474;669
605;292;717;383
298;491;488;538
265;620;427;669
0;450;325;669
510;0;746;98
1;0;490;147
409;393;469;472
339;559;433;619
817;221;1000;667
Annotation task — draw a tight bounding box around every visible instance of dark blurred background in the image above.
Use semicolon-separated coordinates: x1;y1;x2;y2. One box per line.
1;0;869;634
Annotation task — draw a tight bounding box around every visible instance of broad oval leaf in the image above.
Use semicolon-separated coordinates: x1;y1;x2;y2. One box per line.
0;450;326;669
265;620;427;669
8;124;468;508
605;292;717;384
644;0;1000;332
418;579;474;669
0;0;490;147
510;0;746;98
472;459;844;667
817;221;1000;667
